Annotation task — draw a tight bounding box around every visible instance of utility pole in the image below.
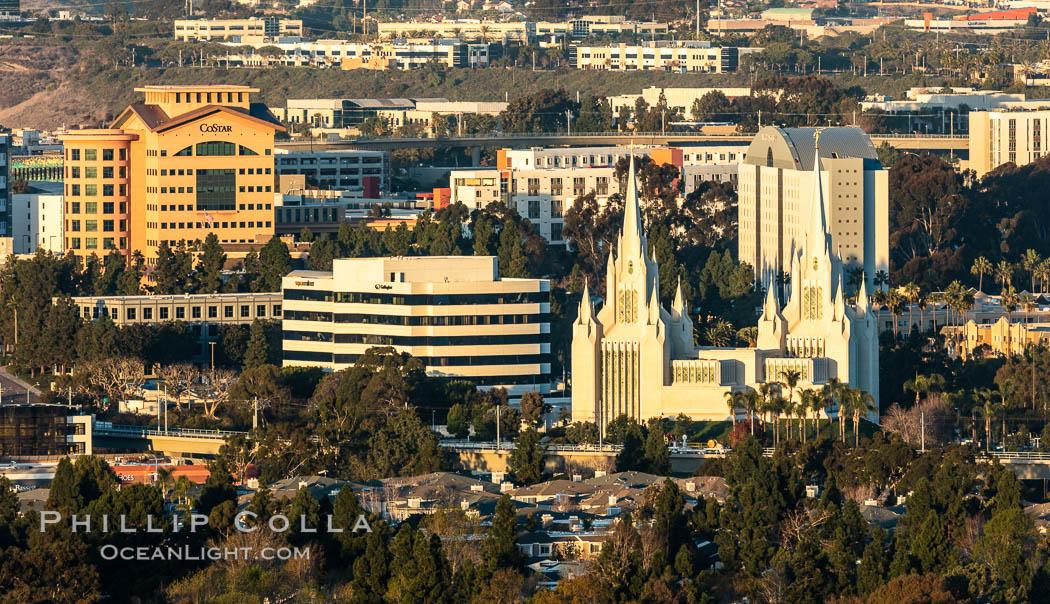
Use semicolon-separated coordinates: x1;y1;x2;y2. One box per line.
661;109;666;135
920;411;926;453
566;110;572;135
696;0;700;38
253;397;259;431
496;404;501;450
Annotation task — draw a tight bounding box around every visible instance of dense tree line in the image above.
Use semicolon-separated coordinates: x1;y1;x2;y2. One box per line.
889;154;1050;291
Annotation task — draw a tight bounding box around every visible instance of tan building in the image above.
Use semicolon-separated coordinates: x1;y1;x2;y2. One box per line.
737;126;889;291
607;87;753;122
968;109;1050;177
174;18;303;42
281;256;552;397
377;20;531;42
945;317;1050;359
60;85;285;265
572;151;880;429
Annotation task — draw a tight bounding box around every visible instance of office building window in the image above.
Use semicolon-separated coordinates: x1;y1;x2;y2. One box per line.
208;305;217;318
195;141;237;156
176;307;185;319
85;202;97;214
85;220;98;232
84;149;97;161
257;304;266;317
127;308;136;320
224;306;234;318
103;238;115;249
159;307;169;320
143;308;153;320
85;167;97;178
192;306;201;319
102;149;113;161
102;167;113;179
70;149;80;161
85;184;97;196
196;169;236;211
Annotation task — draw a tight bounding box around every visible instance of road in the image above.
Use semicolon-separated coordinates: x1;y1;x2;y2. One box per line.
0;366;41;405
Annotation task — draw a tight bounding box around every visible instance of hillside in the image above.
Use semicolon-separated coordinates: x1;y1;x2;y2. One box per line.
0;41;939;130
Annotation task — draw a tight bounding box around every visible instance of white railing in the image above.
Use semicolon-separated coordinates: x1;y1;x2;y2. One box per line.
97;424;246;440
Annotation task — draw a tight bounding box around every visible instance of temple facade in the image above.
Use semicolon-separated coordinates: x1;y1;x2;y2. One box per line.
571;138;879;429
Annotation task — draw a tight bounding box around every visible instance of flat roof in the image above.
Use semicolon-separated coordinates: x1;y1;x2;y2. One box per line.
135;85;259;92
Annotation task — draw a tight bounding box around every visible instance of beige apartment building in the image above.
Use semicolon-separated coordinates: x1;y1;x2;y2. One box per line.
737;126;889;290
281;256;552;396
968;109;1050;177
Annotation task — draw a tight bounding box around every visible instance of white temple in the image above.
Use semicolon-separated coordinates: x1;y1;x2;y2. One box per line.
571;134;879;428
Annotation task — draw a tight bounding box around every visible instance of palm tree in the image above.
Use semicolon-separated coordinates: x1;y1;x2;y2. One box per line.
743;388;761;436
850;389;876;447
822;378;846;442
886;288;902;339
1001;285;1020;356
1022;249;1042;293
873;269;890;291
759;382;781;444
724;390;742;428
965;251;982;292
977;388;1001;452
903;374;946;411
799;388;818;443
1035;258;1050;294
901;282;920;336
156;467;175;504
995;260;1015;293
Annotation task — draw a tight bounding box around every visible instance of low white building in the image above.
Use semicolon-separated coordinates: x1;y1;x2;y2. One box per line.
12;183;63;254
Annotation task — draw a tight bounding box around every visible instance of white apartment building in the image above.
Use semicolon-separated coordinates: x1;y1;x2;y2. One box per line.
499;146;654;170
11;184;63;254
281;256;552;396
226;39;492;69
274;149;390;193
377;101;508;133
450;165;619;244
738;126;888;289
969;109;1050;177
174;18;303;42
378;20;532;43
608;87;752;121
571;42;748;73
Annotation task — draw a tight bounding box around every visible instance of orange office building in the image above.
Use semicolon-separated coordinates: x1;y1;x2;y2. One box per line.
60;85;285;264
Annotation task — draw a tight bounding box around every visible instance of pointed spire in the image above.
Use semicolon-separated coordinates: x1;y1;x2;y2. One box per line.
578;281;593;325
762;276;780;320
672;276;686;321
621;152;644;258
605;251;616;295
648;281;661;325
805;129;830;262
857;274;869;316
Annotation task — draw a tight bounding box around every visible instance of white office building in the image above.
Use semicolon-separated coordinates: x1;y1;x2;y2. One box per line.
281;256;552;396
737;126;889;289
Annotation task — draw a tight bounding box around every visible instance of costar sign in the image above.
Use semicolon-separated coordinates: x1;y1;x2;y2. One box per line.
200;124;233;133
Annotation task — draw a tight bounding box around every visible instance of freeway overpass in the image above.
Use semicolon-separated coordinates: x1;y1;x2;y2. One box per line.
441;441;1050;478
276;132;967;154
92;424;245;457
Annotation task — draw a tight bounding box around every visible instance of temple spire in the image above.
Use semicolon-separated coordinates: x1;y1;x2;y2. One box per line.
578;281;593;325
672;276;686;321
805;129;830;261
621;151;645;259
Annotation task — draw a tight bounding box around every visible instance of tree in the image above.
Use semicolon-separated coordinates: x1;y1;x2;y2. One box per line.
156;363;200;410
482;495;521;573
83;357;146;411
497;219;528;278
193;367;237;418
242;319;269;370
643;422;670;475
971;256;992;292
508;428;546;486
255;236;291;291
996;260;1015;292
866;574;954;604
197;232;226;293
518;391;548;428
446;403;471;439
